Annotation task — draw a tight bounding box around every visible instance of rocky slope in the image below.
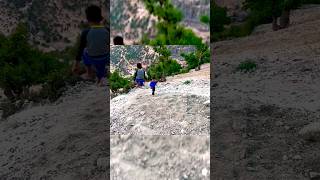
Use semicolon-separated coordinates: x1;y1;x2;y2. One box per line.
110;0;210;44
0;82;109;179
0;0;108;51
110;135;210;180
212;5;320;179
111;63;210;135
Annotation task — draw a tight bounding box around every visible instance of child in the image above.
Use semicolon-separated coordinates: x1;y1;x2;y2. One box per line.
113;36;124;45
72;5;109;86
149;79;157;95
134;63;146;87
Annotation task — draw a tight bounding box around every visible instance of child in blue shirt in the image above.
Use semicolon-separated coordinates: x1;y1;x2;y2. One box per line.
149;79;157;95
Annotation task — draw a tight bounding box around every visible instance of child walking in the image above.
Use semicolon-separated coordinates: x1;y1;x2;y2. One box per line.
149;79;157;95
72;5;109;86
134;63;146;87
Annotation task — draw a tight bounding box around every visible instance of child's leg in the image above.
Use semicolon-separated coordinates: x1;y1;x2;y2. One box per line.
93;59;106;84
152;87;155;95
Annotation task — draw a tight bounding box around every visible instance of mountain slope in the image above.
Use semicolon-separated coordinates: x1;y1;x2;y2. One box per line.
111;63;210;135
212;5;320;179
0;83;109;179
0;0;108;51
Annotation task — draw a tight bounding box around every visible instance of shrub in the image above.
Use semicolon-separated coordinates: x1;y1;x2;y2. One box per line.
200;15;210;24
237;60;257;72
0;24;70;100
109;70;133;92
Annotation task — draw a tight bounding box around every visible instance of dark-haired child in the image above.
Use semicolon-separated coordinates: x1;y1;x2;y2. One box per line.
134;63;146;87
113;36;124;45
72;5;109;86
149;79;157;95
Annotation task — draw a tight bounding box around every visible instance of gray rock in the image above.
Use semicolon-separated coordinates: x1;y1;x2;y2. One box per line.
299;121;320;141
310;172;320;179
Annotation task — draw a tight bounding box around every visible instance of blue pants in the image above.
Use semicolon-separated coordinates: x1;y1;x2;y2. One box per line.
82;50;109;79
136;79;145;86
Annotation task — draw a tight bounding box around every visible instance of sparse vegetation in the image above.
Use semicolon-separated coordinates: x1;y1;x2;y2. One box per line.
237;60;257;72
183;80;192;85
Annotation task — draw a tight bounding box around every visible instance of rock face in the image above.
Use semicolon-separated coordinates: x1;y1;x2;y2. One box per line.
0;0;108;51
110;45;197;76
215;0;248;22
110;0;210;44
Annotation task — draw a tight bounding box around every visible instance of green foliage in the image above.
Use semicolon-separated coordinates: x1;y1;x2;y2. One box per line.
181;44;210;70
211;1;231;33
183;80;191;85
147;46;182;80
142;0;203;45
109;70;133;92
200;15;210;24
237;60;257;72
0;24;68;99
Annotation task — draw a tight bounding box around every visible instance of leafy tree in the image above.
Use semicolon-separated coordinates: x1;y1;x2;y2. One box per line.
211;1;230;33
142;0;203;45
0;24;67;99
244;0;301;30
147;46;182;80
181;44;210;70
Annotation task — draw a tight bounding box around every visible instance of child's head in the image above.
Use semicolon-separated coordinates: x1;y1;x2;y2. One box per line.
137;63;142;69
113;36;124;45
86;5;103;24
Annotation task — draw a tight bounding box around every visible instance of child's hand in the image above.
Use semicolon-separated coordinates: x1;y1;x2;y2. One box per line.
72;61;81;75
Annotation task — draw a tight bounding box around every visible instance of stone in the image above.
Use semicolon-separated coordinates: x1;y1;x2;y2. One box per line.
97;157;109;170
299;121;320;141
310;172;320;179
201;168;208;177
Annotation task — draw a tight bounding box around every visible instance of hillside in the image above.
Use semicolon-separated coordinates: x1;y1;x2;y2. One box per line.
111;63;210;135
0;0;108;51
0;83;109;179
212;5;320;179
110;0;210;44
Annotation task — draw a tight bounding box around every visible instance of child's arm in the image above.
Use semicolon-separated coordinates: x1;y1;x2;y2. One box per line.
133;70;137;80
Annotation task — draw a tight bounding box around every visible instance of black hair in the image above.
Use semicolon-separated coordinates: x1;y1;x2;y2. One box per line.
137;63;142;69
86;5;103;23
113;36;124;45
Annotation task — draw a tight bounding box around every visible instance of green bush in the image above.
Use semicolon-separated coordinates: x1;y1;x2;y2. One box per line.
181;44;210;70
0;24;68;99
142;0;203;45
200;15;210;24
147;58;182;80
109;70;133;92
237;60;257;72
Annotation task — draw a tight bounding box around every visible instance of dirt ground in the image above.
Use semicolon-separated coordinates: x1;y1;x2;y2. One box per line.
110;135;210;180
211;5;320;180
0;82;109;179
